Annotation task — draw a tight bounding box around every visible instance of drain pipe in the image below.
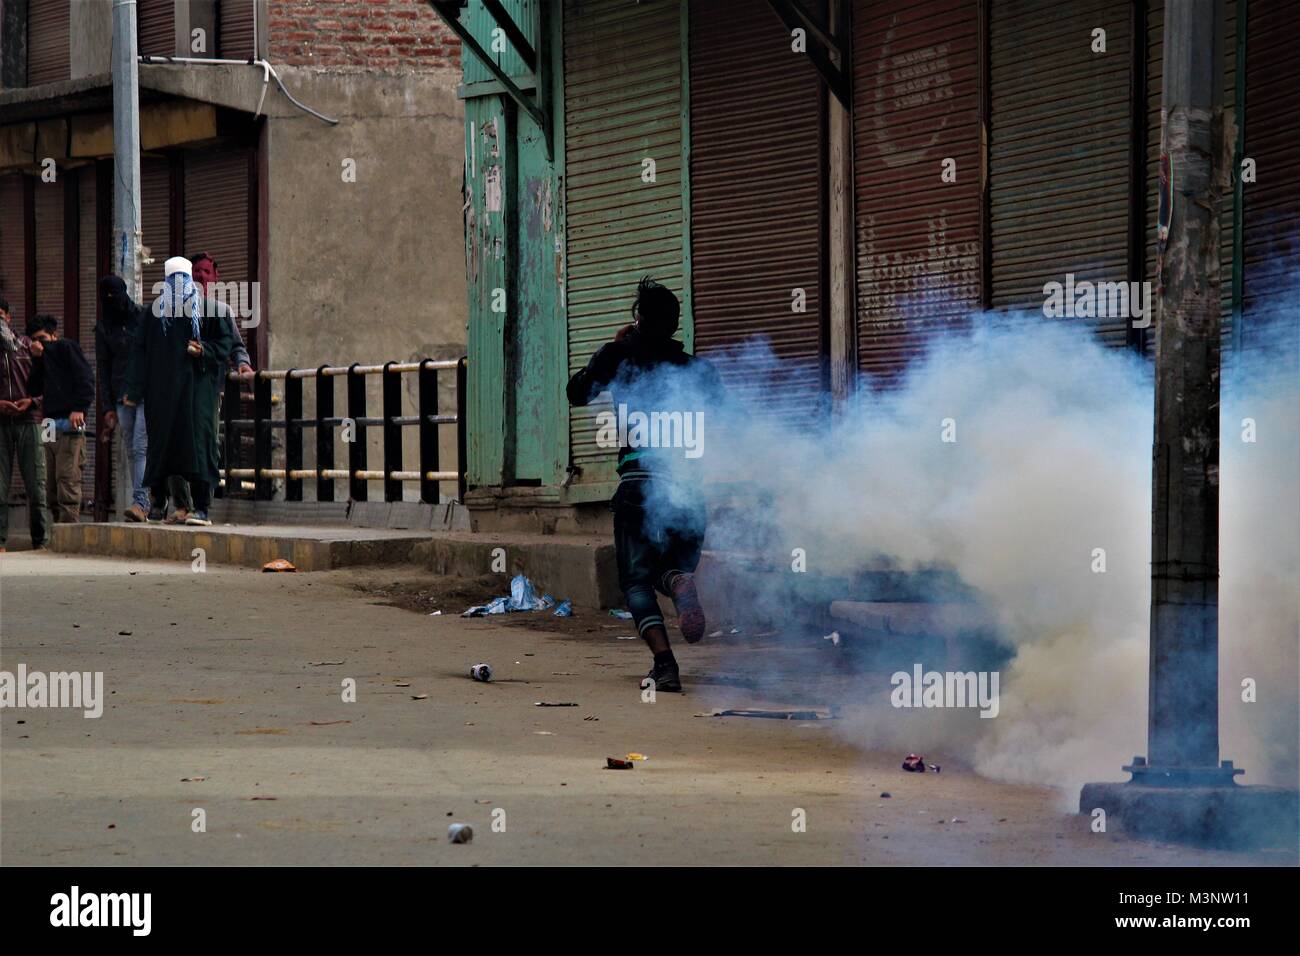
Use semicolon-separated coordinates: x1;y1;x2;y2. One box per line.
138;55;340;125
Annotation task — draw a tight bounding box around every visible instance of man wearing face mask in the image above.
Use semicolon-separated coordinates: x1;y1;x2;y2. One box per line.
95;275;155;522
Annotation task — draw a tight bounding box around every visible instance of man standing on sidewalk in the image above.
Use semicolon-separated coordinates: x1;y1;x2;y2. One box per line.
0;296;50;551
27;315;95;525
95;276;155;522
125;257;234;527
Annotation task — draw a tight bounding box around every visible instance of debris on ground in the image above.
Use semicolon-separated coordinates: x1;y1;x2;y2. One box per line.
608;609;633;619
180;777;207;783
428;610;442;616
534;701;578;707
308;720;350;726
902;753;941;773
583;715;598;721
410;694;428;701
605;757;635;770
553;600;573;617
697;707;835;721
880;792;892;798
625;752;648;762
823;630;841;647
447;823;473;844
261;559;297;572
470;663;493;682
307;660;345;666
462;574;562;617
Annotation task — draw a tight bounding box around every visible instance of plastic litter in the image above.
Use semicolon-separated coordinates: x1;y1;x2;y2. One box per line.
609;609;633;619
462;574;562;617
605;757;635;770
447;823;473;844
553;600;573;617
261;558;297;572
902;753;941;773
470;663;493;682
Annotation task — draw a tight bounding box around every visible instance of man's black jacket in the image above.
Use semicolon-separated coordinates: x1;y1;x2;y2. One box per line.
95;302;146;409
30;338;96;419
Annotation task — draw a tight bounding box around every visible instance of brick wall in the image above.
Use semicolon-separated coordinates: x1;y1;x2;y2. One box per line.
269;0;461;70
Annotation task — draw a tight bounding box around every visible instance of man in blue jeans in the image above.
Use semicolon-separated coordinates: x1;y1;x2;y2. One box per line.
95;276;155;522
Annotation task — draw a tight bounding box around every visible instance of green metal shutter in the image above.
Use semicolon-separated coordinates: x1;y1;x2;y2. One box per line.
689;0;824;417
852;0;983;381
564;0;685;487
989;0;1133;345
1145;0;1239;356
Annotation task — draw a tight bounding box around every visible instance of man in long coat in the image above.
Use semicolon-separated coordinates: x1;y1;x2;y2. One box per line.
124;257;233;527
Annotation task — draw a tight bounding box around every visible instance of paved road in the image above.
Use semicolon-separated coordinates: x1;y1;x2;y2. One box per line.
0;550;1282;865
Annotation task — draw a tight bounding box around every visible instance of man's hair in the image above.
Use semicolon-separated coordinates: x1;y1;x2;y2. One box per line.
0;294;9;315
27;314;58;337
632;276;679;339
189;252;215;270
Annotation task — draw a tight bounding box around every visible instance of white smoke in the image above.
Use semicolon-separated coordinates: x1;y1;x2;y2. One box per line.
644;310;1296;797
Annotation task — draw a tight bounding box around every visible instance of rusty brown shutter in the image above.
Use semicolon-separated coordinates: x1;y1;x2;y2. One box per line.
27;0;71;85
1146;0;1239;354
0;175;26;329
1242;0;1299;347
852;0;982;381
141;158;172;304
34;180;64;319
689;0;824;416
989;0;1132;345
138;0;176;57
184;147;255;365
220;0;257;60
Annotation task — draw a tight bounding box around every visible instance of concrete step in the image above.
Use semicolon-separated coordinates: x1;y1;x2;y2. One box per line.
50;522;430;572
425;531;621;609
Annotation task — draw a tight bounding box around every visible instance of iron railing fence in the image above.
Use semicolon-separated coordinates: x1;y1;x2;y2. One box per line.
218;357;467;504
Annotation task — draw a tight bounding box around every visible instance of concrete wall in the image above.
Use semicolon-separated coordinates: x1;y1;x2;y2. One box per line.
264;67;467;501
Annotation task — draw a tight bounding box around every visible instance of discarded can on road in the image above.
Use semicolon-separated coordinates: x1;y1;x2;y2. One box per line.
606;757;635;770
470;663;493;682
448;823;473;844
902;753;926;772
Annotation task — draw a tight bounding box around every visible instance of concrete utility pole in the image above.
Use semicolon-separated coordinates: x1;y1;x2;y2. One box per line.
112;0;142;300
1082;0;1297;849
1146;0;1229;782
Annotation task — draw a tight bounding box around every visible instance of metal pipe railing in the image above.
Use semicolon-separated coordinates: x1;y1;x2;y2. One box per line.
218;357;467;504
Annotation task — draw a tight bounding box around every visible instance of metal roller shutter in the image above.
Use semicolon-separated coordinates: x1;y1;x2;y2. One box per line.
689;0;824;418
989;0;1132;345
1241;0;1300;351
564;0;685;486
1145;0;1238;355
138;0;176;57
0;175;26;330
78;166;99;509
220;0;257;60
184;147;255;366
27;0;71;85
33;180;63;320
852;0;982;381
140;158;172;306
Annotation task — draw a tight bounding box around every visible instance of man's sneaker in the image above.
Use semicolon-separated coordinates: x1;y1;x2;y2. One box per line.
125;504;148;523
164;509;189;525
670;573;706;644
146;507;166;523
641;660;682;693
185;510;212;527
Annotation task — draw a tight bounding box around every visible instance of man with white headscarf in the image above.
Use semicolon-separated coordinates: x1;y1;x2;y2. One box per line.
124;257;234;527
